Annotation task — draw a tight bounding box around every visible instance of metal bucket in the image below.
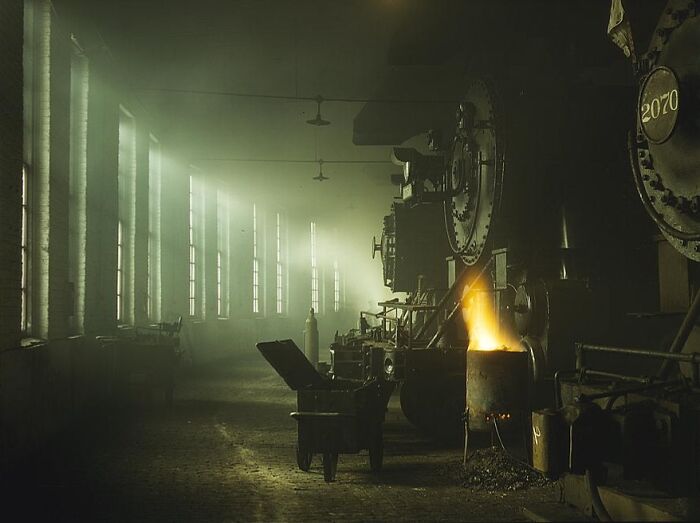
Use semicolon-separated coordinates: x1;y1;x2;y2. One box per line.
466;349;529;432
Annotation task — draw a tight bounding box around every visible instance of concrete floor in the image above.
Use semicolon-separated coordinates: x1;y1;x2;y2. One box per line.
2;356;556;522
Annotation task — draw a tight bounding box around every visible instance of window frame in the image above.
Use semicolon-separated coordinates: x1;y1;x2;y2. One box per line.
20;165;31;334
188;174;197;318
275;212;286;315
252;203;260;315
117;220;124;321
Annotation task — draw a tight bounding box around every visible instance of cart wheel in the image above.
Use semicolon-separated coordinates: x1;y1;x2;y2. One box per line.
296;446;313;472
369;428;384;473
322;452;338;482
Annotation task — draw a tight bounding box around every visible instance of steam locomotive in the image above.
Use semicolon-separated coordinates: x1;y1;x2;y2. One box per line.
294;0;700;509
327;2;700;455
330;0;676;437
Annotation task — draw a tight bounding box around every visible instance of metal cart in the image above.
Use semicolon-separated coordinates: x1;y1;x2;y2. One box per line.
257;339;394;482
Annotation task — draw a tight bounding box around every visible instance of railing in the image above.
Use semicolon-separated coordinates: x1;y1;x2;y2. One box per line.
575;342;700;387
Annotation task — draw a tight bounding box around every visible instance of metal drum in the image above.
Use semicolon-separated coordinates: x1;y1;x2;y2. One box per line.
466;348;528;432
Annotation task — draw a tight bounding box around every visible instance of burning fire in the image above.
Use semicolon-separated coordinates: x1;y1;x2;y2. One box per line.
462;282;522;352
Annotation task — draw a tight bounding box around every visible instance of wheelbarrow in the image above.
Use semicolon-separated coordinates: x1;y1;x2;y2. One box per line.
257;339;394;482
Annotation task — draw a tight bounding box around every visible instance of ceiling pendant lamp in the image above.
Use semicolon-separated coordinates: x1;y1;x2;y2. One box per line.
306;95;331;126
313;159;329;181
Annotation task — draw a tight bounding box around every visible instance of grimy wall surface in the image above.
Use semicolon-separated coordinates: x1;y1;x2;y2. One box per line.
0;0;24;352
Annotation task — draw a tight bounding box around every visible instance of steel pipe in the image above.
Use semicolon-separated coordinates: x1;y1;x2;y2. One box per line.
659;288;700;378
576;343;700;363
579;369;650;384
576;379;687;402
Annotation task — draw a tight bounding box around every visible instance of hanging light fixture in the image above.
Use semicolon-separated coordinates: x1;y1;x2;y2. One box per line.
306;95;330;126
313;159;329;181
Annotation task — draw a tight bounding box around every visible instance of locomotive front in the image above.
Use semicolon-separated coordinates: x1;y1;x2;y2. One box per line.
630;0;700;260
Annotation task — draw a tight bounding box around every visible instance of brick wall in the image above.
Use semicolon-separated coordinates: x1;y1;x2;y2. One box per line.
0;0;24;351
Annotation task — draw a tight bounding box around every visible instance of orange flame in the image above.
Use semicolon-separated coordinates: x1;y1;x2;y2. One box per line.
462;282;522;352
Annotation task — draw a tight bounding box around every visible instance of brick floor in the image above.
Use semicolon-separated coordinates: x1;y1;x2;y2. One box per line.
1;356;556;522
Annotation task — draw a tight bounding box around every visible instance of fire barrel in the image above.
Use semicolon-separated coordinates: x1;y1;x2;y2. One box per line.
466;348;529;432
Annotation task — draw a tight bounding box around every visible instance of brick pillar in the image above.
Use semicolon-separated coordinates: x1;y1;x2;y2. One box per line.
160;157;189;323
68;50;89;334
288;217;311;321
230;202;253;318
203;184;218;321
265;208;277;317
0;0;24;351
83;58;119;336
46;15;71;340
133;122;150;326
29;0;72;340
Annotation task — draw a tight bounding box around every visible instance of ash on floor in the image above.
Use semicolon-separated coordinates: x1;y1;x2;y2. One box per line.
459;447;551;492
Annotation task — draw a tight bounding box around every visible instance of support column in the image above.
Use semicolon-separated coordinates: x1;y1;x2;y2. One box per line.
133;122;150;326
83;57;119;336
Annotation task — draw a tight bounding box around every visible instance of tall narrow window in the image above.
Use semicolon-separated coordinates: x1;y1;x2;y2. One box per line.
198;180;206;318
253;204;260;314
20;166;30;333
147;135;161;322
216;250;223;316
334;260;340;312
117;106;136;323
311;221;318;312
117;220;124;321
276;213;284;314
217;192;230;318
188;175;196;317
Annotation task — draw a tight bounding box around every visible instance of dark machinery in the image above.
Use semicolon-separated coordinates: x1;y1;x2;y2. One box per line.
256;3;700;507
530;2;700;519
372;200;449;293
630;0;700;261
329;12;700;518
331;1;669;438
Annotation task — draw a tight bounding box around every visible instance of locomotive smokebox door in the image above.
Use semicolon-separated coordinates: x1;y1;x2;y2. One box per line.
632;4;700;260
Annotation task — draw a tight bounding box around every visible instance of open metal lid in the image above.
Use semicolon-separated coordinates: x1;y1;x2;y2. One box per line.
256;339;326;390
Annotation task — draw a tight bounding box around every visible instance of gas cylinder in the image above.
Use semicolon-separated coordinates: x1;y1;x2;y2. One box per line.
304;308;319;368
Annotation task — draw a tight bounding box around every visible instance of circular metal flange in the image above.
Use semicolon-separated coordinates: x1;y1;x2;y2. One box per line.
638;66;680;144
444;78;503;266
